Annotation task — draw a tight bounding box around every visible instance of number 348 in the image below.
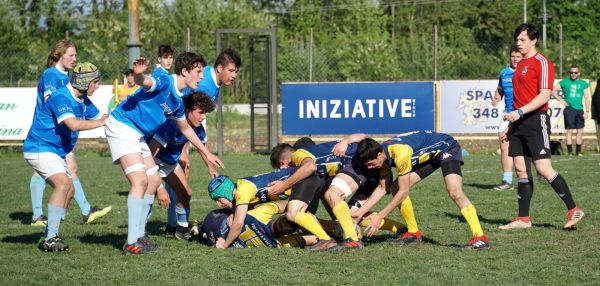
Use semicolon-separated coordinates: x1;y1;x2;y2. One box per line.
473;108;499;118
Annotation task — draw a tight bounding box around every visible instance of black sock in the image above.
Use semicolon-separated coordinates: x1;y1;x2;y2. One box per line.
576;144;581;154
517;178;534;217
567;144;573;154
549;173;577;210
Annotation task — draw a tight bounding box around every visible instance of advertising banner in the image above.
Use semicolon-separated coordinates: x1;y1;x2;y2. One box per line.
282;82;435;135
439;80;596;134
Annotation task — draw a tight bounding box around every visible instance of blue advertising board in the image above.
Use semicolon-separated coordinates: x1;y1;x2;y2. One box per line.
282;82;434;135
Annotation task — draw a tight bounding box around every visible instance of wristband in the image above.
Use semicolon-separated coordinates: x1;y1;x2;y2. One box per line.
517;109;524;117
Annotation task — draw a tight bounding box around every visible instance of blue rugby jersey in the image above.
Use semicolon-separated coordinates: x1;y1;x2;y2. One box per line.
497;66;516;112
153;119;207;165
183;66;220;101
36;66;69;113
24;84;101;157
110;73;185;138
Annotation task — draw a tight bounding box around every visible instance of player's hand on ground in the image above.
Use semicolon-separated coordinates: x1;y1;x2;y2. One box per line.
332;141;349;157
215;237;227;249
267;180;285;195
156;187;170;209
365;214;383;237
132;57;149;74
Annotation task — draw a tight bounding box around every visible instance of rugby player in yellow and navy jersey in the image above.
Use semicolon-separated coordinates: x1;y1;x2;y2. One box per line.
269;139;418;251
201;202;319;249
340;131;489;250
207;167;332;249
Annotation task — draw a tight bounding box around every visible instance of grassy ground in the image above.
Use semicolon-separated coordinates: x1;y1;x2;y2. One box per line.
0;151;599;285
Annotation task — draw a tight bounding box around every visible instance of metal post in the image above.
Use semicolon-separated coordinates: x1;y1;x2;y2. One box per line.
127;0;142;69
523;0;527;23
216;31;224;157
542;0;547;50
269;28;278;150
433;25;438;81
309;28;313;82
186;27;191;52
559;23;563;78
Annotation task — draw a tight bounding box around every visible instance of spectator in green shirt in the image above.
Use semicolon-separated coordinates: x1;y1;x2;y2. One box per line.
553;65;591;156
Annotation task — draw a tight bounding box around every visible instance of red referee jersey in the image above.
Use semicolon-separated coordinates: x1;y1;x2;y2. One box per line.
512;52;555;112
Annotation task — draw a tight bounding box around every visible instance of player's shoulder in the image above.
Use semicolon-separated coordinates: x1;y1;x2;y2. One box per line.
533;52;554;66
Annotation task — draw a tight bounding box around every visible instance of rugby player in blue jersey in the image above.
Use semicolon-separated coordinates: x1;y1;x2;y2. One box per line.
24;63;107;252
106;52;224;255
149;91;215;240
333;132;489;250
491;45;523;191
29;39;111;227
153;45;174;77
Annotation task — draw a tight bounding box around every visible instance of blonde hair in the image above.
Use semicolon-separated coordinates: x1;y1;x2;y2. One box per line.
46;39;76;68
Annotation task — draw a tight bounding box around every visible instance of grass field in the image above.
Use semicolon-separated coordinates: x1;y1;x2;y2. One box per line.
1;150;599;285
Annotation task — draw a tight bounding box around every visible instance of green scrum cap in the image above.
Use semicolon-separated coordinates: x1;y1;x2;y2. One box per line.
207;175;235;202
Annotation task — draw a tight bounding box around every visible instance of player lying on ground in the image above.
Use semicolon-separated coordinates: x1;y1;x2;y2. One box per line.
336;131;489;250
206;167;333;249
149;91;216;240
24;63;108;252
199;201;318;248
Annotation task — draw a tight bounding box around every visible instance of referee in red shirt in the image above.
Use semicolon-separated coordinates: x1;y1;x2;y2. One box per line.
500;24;585;230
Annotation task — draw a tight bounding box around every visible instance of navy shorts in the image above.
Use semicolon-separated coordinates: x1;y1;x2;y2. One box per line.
563;106;585;129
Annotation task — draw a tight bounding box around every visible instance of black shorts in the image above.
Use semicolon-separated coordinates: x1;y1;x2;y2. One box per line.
412;141;464;179
290;174;328;214
338;157;380;186
509;111;551;160
563;106;585;129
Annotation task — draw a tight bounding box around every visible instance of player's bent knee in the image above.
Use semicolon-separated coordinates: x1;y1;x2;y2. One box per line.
124;163;145;175
330;177;354;199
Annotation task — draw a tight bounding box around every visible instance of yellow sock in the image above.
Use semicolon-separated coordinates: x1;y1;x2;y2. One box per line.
332;202;358;241
293;212;331;241
399;196;419;233
359;212;405;233
460;204;484;237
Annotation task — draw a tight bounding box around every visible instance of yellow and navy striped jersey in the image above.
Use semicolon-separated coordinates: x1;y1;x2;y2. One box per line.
380;131;456;176
234;167;296;205
291;141;357;177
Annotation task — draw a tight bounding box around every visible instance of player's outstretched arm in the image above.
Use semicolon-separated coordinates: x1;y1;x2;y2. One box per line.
132;57;153;89
148;139;163;158
268;157;316;196
366;174;411;237
352;177;389;220
62;114;107;131
175;119;224;169
218;204;248;249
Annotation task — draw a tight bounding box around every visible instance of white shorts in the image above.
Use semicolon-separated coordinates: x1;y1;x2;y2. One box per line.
498;118;510;134
155;158;181;178
24;152;71;180
105;116;151;163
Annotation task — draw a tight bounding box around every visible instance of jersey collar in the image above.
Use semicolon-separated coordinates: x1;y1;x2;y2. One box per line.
210;67;220;88
171;74;183;97
66;83;84;103
53;64;69;75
